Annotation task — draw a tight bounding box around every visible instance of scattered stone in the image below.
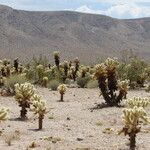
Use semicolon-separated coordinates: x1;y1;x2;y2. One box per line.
77;138;83;141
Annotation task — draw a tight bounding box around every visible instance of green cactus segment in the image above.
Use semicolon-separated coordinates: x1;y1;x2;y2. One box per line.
127;97;150;108
15;82;35;102
122;107;150;132
0;107;9;121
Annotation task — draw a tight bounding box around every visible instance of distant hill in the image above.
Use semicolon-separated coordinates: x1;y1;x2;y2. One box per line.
0;4;150;63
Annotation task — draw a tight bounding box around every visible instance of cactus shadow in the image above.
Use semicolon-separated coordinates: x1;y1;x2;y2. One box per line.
28;128;44;132
90;102;124;112
9;117;28;121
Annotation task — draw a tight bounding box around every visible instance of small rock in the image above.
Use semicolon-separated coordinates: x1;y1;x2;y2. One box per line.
67;117;70;121
77;138;83;141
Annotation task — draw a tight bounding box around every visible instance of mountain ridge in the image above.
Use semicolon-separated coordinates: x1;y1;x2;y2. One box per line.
0;4;150;63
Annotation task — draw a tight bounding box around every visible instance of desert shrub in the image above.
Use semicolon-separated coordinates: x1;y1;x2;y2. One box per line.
125;58;147;88
48;80;60;91
4;74;28;95
117;63;128;80
32;54;48;67
145;84;150;92
76;76;91;88
87;80;98;88
64;78;71;85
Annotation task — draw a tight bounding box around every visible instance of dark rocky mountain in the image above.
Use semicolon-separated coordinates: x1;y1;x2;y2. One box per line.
0;5;150;63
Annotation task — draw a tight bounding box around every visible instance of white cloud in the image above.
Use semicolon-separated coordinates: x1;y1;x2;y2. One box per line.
76;5;103;14
75;3;150;19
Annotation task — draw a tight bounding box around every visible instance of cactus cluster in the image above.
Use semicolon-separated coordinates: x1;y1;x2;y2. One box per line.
94;58;129;106
0;107;9;121
57;84;67;102
127;97;150;108
0;59;11;77
120;97;150;150
15;82;35;120
120;106;149;150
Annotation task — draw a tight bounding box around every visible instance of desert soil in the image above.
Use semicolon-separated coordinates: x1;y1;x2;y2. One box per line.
0;87;150;150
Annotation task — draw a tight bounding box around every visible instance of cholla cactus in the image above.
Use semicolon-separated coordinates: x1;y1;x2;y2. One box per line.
57;84;67;102
69;66;76;81
42;77;48;87
118;79;129;99
94;58;127;106
79;66;87;78
36;64;44;82
62;61;69;82
127;97;150;108
0;76;6;87
14;58;19;72
53;51;60;69
94;63;107;79
74;57;80;74
0;107;9;121
105;57;119;72
31;95;47;130
120;106;150;150
15;82;35;120
3;58;10;66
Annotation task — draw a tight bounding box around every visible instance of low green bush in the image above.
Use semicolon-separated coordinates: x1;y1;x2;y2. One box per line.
4;74;28;94
76;76;90;88
48;80;60;91
87;80;98;88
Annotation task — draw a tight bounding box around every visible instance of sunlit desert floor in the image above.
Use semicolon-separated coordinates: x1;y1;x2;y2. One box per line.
0;87;150;150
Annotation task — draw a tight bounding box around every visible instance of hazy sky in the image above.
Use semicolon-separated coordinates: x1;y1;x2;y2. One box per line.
0;0;150;19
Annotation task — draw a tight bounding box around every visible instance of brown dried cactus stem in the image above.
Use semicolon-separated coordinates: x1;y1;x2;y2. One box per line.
74;58;79;76
39;114;44;130
19;101;30;120
60;93;64;102
63;62;68;82
129;133;136;150
122;127;140;150
98;73;124;106
54;55;60;69
14;58;19;72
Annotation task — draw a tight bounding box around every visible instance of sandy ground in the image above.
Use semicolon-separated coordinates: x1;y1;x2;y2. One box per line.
0;87;150;150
